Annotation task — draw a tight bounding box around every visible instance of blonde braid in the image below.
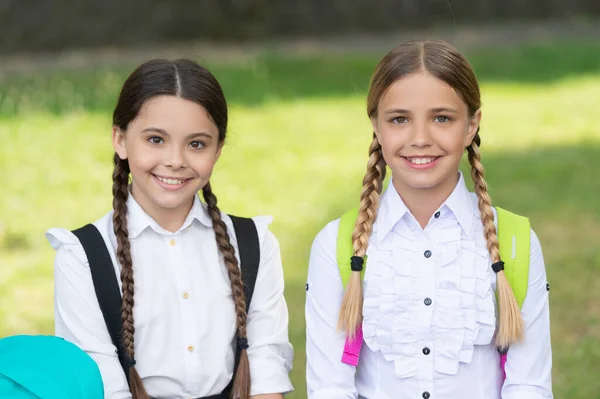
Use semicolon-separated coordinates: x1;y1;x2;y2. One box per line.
338;134;387;338
467;134;524;349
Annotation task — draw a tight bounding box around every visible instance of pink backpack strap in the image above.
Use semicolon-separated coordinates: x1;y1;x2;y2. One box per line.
499;346;510;381
500;352;507;380
341;323;363;366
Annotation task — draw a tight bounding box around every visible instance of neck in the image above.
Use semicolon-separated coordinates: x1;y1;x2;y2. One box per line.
130;186;194;233
152;205;193;233
392;172;460;229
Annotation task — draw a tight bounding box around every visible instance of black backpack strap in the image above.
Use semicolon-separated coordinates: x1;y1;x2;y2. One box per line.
229;215;261;312
222;215;261;395
73;218;260;394
71;224;131;382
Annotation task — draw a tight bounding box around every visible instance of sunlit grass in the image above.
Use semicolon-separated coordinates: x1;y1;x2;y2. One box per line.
1;42;600;398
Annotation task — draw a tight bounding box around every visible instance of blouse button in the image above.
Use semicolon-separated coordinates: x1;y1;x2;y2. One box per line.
182;292;189;299
423;347;431;355
434;211;441;218
187;345;194;352
424;250;432;258
424;297;432;306
169;239;176;246
422;392;431;399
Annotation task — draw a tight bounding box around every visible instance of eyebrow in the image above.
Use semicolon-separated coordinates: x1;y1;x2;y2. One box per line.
431;107;459;113
384;107;460;114
384;108;411;115
142;127;213;140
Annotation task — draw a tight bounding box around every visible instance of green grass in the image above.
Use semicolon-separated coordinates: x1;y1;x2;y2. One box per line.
1;41;600;398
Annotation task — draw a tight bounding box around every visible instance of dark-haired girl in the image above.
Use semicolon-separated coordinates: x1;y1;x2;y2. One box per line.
47;59;293;399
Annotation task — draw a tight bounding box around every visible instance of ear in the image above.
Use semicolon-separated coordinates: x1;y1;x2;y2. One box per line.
370;116;381;141
112;126;128;160
215;141;224;162
465;109;482;147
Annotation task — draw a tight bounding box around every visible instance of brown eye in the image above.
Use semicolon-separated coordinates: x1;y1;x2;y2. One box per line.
189;141;205;149
148;136;163;144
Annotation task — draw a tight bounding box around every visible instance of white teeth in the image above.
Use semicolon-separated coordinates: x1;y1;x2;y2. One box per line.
156;176;184;185
408;157;435;165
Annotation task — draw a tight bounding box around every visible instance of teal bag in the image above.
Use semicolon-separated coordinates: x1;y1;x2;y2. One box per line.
0;335;103;398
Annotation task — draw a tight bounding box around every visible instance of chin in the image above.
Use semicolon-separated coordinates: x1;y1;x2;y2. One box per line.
395;173;446;191
407;181;442;190
150;187;199;209
151;197;189;210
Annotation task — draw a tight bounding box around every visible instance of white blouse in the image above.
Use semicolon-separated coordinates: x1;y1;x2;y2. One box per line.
47;194;294;399
306;173;552;399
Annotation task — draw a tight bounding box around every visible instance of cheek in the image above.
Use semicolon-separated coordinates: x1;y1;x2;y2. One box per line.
378;127;406;154
191;152;220;176
125;147;156;172
437;130;469;154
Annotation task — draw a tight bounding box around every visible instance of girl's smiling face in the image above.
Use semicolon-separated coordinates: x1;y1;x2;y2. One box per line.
113;95;222;223
371;71;481;196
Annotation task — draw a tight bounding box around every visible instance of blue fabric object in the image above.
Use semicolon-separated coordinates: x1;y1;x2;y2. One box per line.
0;335;103;398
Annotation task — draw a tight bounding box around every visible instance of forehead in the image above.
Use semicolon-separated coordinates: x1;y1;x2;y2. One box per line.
378;71;467;112
131;95;218;135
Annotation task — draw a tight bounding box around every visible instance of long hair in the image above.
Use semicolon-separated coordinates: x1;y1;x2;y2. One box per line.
338;41;524;349
111;59;251;398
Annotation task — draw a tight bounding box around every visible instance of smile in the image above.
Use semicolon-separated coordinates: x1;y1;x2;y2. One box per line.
406;157;438;165
152;174;192;189
155;176;187;185
402;156;442;169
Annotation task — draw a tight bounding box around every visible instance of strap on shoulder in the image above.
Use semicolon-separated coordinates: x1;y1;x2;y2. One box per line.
223;215;261;395
229;215;261;313
73;216;262;393
496;207;531;308
71;224;131;381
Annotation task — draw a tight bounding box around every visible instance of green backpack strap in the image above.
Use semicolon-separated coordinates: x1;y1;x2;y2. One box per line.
496;207;531;308
337;207;363;287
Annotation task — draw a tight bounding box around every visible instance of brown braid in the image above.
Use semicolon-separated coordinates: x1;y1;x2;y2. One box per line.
112;153;150;398
466;134;524;349
338;134;387;338
202;182;251;399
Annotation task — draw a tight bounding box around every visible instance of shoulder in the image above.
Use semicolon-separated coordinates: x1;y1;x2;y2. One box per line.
221;213;277;251
467;193;543;264
45;210;114;269
312;218;341;255
307;217;342;278
528;227;544;272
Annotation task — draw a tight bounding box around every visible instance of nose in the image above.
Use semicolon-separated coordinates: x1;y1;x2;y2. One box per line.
165;146;186;170
409;121;433;148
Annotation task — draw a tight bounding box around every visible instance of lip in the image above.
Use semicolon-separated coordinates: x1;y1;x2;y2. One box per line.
152;174;192;191
402;156;442;170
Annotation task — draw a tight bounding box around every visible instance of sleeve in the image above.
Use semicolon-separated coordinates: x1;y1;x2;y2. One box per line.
245;217;294;396
305;220;358;399
46;228;132;399
502;228;553;399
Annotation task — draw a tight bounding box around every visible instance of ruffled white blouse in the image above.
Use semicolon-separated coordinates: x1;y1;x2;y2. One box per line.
306;173;553;399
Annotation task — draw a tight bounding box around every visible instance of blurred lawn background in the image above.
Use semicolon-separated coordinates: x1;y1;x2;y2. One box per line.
1;40;600;398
